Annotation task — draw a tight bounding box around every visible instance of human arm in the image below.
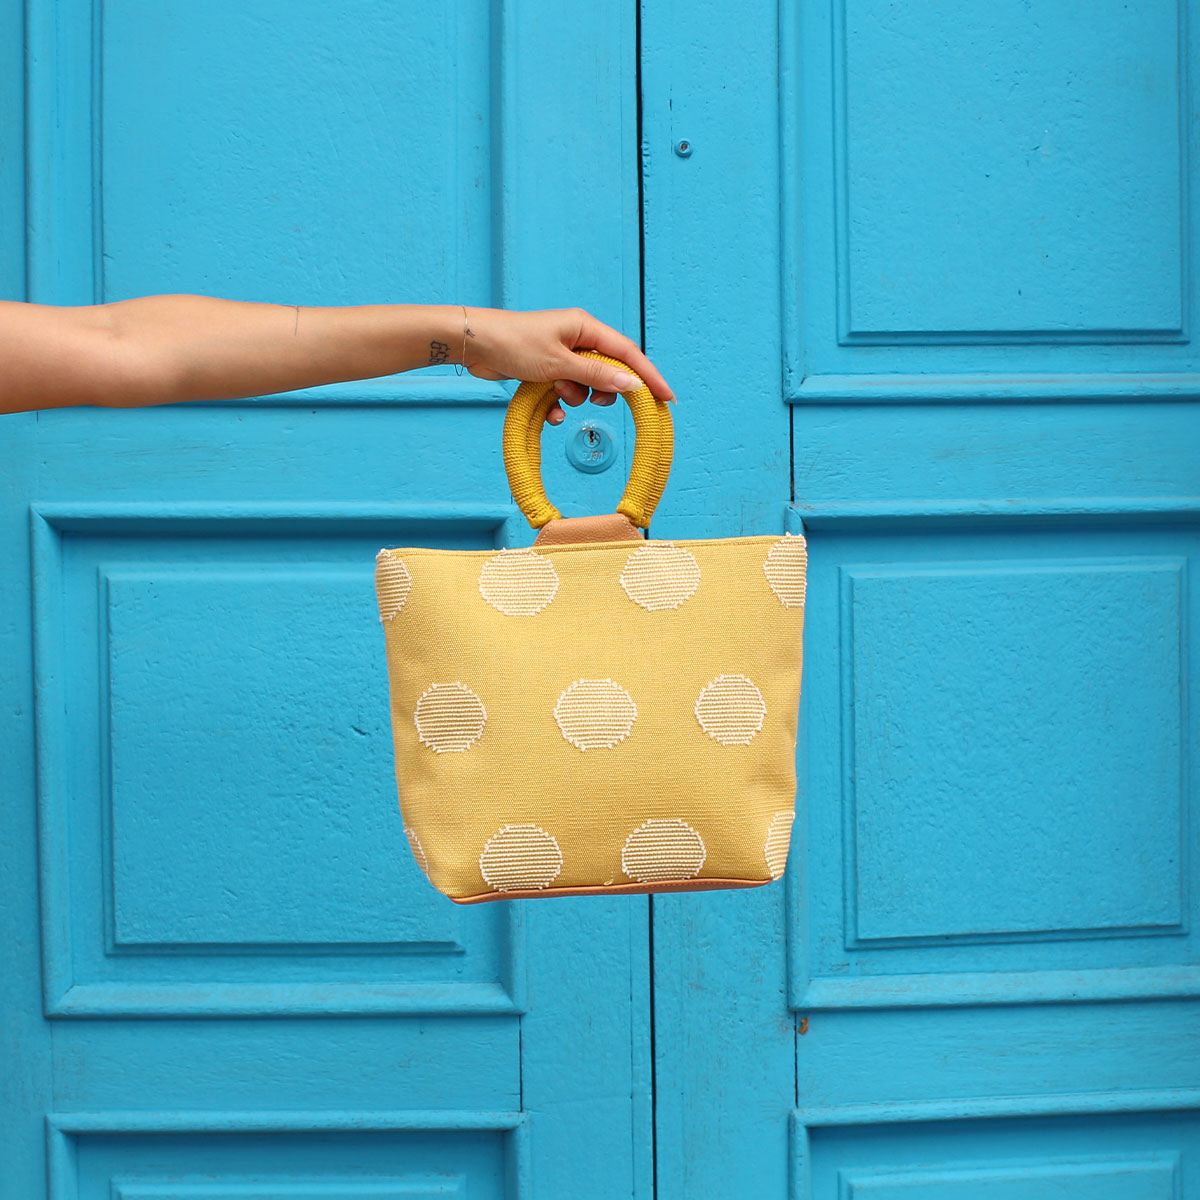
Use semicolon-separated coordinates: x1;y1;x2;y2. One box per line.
0;296;675;419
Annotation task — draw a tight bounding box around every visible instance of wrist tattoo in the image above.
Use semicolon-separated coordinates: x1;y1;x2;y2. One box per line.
428;340;450;366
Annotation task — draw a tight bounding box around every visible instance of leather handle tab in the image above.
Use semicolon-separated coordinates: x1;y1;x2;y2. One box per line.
533;513;646;546
502;351;674;531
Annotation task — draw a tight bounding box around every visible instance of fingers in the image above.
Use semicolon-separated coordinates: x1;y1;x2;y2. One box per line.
546;401;565;426
462;306;674;407
559;351;638;398
553;379;590;408
573;314;676;404
552;379;617;409
465;364;505;382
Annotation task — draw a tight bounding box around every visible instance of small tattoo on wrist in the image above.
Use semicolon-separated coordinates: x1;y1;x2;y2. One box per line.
428;340;450;366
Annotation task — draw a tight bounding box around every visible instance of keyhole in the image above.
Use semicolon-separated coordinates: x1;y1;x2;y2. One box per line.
567;420;615;473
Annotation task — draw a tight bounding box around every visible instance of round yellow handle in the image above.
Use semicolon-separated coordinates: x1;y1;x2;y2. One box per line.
502;351;674;530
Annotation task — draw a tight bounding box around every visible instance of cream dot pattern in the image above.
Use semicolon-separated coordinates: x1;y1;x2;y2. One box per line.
620;542;701;610
375;550;413;621
480;824;564;891
764;810;795;880
376;532;808;900
763;534;808;608
478;548;559;615
405;826;430;876
554;678;638;750
622;819;707;882
414;682;487;753
695;674;767;745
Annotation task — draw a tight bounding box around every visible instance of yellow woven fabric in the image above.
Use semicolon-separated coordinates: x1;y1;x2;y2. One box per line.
375;533;807;903
502;351;673;529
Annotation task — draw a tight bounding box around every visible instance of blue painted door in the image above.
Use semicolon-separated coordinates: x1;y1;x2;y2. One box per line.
644;0;1200;1196
5;0;1199;1197
0;2;652;1196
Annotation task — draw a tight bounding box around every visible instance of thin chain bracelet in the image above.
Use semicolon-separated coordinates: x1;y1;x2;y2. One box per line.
454;305;474;376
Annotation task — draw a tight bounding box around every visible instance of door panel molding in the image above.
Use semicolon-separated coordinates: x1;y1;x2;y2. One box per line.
47;1112;529;1200
782;0;1198;383
790;1107;1196;1200
791;374;1200;405
31;503;527;1018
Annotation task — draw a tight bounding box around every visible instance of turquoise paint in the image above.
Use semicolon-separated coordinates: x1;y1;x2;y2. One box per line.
645;0;1200;1197
2;1;649;1197
4;0;1200;1196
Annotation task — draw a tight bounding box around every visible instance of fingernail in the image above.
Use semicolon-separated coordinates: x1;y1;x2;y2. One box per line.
612;372;633;390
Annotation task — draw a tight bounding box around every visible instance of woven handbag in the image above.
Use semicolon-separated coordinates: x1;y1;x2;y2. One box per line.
375;352;806;903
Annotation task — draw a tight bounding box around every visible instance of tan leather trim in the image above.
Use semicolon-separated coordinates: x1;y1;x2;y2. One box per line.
449;877;771;904
533;513;645;546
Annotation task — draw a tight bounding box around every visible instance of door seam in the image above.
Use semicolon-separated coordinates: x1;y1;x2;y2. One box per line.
635;1;658;1194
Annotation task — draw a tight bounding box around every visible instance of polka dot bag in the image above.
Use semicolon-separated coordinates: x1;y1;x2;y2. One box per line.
374;353;806;903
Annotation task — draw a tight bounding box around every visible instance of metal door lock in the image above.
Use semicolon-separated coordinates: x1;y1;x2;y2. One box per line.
567;420;616;473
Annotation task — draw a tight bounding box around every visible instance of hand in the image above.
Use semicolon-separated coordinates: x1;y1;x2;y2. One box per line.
459;306;676;425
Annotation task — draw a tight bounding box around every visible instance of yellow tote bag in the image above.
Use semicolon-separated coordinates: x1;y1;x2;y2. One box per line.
375;353;806;903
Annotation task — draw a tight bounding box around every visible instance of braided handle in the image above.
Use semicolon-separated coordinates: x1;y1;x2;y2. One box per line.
502;350;673;530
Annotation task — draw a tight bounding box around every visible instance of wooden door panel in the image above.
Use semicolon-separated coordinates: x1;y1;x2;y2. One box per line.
803;1113;1193;1200
788;0;1192;381
35;517;515;1018
799;523;1194;1007
2;1;651;1196
645;0;1200;1195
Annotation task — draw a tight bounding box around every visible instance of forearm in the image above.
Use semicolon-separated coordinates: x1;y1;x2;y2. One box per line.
0;294;674;416
103;295;463;406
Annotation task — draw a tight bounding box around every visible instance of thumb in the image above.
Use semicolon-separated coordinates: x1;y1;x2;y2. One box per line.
566;353;638;395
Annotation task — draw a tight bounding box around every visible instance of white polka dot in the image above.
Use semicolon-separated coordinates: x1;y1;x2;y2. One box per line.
375;550;412;621
695;674;766;745
620;542;701;610
763;534;807;608
414;682;487;752
765;810;795;880
554;678;638;750
405;826;429;875
479;548;559;615
479;824;564;891
621;819;707;882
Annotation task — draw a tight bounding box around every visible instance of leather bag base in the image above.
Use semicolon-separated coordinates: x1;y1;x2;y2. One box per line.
450;876;767;905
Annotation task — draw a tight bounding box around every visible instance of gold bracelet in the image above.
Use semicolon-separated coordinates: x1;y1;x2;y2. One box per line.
454;305;474;376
